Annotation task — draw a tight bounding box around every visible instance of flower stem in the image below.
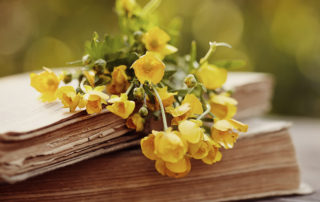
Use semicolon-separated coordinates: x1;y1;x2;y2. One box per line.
187;85;196;94
125;82;134;95
80;78;87;93
152;84;168;130
197;104;211;120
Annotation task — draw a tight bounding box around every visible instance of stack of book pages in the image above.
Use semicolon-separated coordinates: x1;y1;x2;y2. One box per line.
0;71;305;201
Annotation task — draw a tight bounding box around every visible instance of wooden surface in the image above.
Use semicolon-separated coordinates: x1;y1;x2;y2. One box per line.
255;116;320;202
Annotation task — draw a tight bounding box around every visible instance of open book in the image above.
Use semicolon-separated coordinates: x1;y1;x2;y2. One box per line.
0;71;273;183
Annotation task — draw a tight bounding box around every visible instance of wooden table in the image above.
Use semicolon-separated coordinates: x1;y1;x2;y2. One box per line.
255;116;320;201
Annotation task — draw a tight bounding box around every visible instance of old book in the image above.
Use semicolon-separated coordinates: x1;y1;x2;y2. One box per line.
0;71;273;183
0;119;305;201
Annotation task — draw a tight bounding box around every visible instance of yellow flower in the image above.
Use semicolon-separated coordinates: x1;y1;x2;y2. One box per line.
107;93;135;119
126;113;144;132
83;70;95;87
131;52;165;84
181;94;203;117
178;119;203;144
140;133;157;160
80;85;109;114
197;63;227;90
106;65;131;95
211;119;248;149
166;94;203;125
116;0;138;17
57;86;81;112
210;93;237;119
155;157;191;178
142;27;177;58
166;103;191;125
188;135;218;160
154;129;187;163
188;140;210;159
147;86;177;111
30;67;60;102
202;145;222;165
157;86;177;107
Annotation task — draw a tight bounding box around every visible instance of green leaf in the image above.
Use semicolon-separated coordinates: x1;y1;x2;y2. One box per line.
176;89;189;97
85;33;126;61
214;60;246;69
163;69;177;79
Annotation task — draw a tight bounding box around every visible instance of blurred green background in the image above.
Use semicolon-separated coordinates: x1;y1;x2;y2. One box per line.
1;0;320;117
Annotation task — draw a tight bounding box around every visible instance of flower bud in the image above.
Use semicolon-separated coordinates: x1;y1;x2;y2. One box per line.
133;31;143;41
139;106;148;117
82;54;92;65
93;59;107;73
63;73;72;84
184;74;197;88
133;87;145;100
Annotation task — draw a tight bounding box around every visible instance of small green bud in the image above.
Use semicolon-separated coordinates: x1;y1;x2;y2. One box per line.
139;106;148;117
82;54;92;65
63;73;72;84
133;87;145;100
93;59;107;73
133;31;143;41
184;74;197;88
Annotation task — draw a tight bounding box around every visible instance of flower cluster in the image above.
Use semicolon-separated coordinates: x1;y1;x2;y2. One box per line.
30;0;248;178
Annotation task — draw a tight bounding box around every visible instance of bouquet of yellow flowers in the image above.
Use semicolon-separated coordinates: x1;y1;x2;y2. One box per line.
30;0;248;178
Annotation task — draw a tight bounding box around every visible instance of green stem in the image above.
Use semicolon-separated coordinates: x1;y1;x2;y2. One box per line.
197;104;211;120
161;80;175;90
152;84;168;130
80;78;87;93
187;85;196;94
125;82;134;95
209;112;216;119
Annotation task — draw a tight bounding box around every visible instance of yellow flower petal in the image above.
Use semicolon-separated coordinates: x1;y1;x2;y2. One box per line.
107;93;135;119
211;119;248;149
141;133;157;160
181;94;203;117
131;52;165;84
178;119;203;144
197;63;227;90
30;68;60;102
81;85;109;114
148;86;177;111
83;70;95;87
165;157;189;173
165;157;191;178
155;158;191;178
210;93;237;120
142;27;170;52
106;65;130;95
57;86;80;112
202;146;222;165
154;129;187;163
166;103;191;125
126;113;145;132
86;94;102;114
155;159;166;176
188;140;210;159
